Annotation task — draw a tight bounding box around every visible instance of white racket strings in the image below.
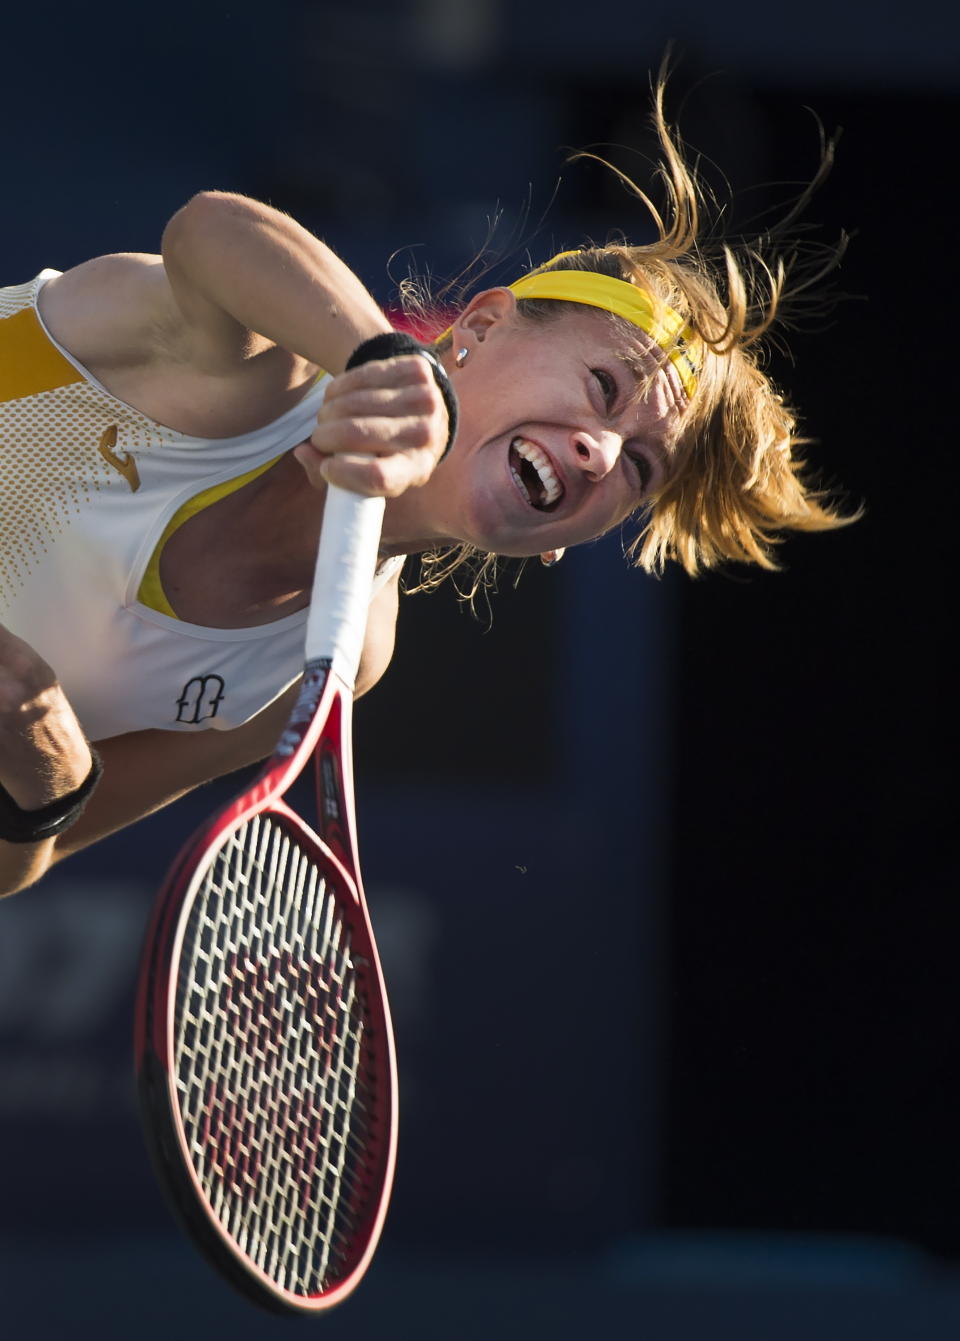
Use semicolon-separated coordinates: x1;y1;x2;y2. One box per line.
173;815;377;1296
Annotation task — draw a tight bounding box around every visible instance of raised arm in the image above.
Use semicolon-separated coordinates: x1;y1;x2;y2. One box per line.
160;191;393;376
39;193;388;423
39;193;449;491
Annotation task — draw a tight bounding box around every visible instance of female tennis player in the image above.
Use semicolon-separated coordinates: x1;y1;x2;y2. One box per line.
0;89;850;896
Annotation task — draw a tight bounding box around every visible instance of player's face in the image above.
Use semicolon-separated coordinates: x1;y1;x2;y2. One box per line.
436;295;687;556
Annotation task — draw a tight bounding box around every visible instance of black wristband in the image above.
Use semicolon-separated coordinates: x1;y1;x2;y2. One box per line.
345;331;459;461
0;749;103;844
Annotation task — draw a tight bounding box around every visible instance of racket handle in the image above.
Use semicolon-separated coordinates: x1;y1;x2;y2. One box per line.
304;485;386;684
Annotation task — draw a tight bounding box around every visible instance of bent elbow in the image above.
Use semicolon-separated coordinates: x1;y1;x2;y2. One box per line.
163;191;260;255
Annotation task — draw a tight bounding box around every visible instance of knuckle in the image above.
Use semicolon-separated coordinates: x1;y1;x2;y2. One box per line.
365;458;391;492
398;419;432;451
417;421;439;450
408;382;439;414
355;359;394;385
405;446;434;484
413;356;433;382
401;356;433;388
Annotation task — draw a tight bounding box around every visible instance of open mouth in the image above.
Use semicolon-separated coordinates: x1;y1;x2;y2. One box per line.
509;436;565;511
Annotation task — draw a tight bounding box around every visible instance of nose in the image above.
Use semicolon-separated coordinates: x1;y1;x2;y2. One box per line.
572;430;621;481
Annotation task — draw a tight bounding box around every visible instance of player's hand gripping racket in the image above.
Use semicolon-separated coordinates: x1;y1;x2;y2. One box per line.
134;484;396;1314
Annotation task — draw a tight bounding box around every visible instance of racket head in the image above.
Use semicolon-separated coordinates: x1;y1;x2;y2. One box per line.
135;741;397;1313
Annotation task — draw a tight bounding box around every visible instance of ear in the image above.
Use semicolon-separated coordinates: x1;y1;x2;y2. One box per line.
452;287;518;343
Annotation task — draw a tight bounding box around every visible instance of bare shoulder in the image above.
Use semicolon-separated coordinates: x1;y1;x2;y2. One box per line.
38;249;313;436
39;253;179;373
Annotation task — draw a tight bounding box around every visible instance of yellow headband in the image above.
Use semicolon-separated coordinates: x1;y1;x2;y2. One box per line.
509;252;701;397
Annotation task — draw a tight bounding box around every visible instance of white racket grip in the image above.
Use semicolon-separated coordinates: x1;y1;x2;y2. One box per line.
304;485;386;684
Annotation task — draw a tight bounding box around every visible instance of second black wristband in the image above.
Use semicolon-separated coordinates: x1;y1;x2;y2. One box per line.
345;331;459;461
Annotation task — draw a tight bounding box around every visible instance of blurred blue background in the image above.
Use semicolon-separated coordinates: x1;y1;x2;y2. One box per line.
1;2;957;1336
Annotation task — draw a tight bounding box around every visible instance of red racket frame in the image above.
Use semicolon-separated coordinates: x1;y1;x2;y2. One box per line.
134;659;399;1313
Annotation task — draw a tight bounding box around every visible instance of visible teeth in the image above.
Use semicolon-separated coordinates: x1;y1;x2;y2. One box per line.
510;463;532;504
511;437;563;507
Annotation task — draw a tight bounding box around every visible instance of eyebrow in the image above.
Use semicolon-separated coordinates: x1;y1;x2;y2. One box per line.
613;345;681;412
617;343;688;415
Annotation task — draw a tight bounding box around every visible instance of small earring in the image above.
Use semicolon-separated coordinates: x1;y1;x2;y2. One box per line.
455;346;469;368
540;548;565;568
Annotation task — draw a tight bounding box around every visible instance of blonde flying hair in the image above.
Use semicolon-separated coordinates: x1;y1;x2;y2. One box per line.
409;78;856;592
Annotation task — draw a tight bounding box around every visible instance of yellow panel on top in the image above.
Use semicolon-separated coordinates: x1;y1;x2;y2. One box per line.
0;307;84;402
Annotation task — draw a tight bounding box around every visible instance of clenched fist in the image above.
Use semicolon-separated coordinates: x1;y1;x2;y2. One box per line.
293;353;451;498
0;623;92;813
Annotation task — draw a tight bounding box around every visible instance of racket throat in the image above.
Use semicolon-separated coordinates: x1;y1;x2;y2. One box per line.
313;692;358;870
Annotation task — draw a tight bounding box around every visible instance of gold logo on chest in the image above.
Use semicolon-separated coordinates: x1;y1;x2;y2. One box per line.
98;425;141;492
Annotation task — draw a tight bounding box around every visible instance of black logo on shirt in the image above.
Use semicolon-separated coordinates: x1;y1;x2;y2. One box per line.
176;674;225;723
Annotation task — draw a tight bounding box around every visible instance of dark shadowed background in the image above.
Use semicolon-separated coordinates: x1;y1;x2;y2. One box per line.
1;4;957;1337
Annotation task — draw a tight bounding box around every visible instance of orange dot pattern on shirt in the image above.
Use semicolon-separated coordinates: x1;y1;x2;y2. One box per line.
0;377;166;613
0;280;44;321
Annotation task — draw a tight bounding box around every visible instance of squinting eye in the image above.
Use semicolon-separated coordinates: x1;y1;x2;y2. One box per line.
627;450;653;493
591;368;617;407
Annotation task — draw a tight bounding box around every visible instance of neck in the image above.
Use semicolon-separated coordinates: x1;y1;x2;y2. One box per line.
380;484;458;557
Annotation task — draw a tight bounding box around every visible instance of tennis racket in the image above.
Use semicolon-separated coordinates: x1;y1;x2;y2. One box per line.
134;483;397;1314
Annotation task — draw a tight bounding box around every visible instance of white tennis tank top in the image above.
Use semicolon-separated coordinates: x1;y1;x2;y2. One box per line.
0;271;400;740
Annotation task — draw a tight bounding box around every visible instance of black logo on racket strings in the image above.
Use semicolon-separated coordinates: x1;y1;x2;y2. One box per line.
176;674;225;723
